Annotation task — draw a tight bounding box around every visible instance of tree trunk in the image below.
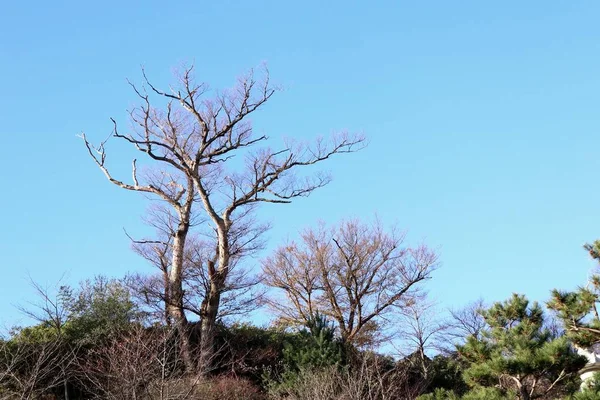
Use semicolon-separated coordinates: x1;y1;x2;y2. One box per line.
418;345;428;379
199;280;222;374
198;223;229;375
168;223;193;372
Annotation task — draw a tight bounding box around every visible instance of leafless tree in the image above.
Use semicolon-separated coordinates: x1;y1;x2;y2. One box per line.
447;299;487;345
14;277;76;399
16;276;73;337
81;64;365;372
183;229;268;322
126;200;268;327
395;301;449;379
262;219;439;347
124;204;192;326
81;126;196;370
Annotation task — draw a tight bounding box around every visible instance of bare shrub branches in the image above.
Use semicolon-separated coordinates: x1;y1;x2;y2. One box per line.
268;354;426;400
79;324;202;400
0;338;77;399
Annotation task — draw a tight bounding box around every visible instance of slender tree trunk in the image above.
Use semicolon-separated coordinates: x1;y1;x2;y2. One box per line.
163;272;171;326
418;345;428;379
198;224;229;374
169;222;193;372
199;280;222;374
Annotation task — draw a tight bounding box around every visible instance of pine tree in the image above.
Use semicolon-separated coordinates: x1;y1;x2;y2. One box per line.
548;240;600;348
571;372;600;400
457;294;586;400
267;313;345;394
282;312;344;373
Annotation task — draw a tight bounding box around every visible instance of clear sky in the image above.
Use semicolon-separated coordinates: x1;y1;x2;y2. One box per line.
1;1;599;328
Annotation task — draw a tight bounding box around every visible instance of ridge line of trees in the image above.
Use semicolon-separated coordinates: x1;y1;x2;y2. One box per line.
1;63;598;400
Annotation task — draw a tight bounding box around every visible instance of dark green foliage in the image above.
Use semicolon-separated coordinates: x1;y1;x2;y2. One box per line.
9;324;62;344
457;294;586;399
282;313;344;373
461;387;514;399
548;240;600;348
573;390;600;400
10;276;143;346
425;354;469;396
64;276;144;344
267;313;345;394
571;373;600;400
417;388;461;400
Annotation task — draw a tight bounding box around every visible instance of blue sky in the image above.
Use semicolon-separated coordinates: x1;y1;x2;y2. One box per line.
1;1;599;328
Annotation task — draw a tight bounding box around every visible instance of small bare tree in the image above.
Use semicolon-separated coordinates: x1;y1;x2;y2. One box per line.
447;299;487;345
16;277;74;337
395;301;448;379
82;64;365;372
14;278;77;399
262;219;439;347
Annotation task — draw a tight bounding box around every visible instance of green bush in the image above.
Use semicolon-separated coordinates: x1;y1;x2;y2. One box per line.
266;313;345;395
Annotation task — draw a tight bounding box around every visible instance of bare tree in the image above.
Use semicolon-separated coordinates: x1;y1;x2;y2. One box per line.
128;226;267;325
262;219;439;347
14;278;76;399
395;301;448;379
124;203;197;326
81;126;197;370
447;299;486;345
126;198;268;325
183;227;268;322
16;276;73;337
81;64;365;372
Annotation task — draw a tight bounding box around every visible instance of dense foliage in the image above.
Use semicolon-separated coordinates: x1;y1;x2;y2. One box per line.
456;294;585;399
548;241;600;348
